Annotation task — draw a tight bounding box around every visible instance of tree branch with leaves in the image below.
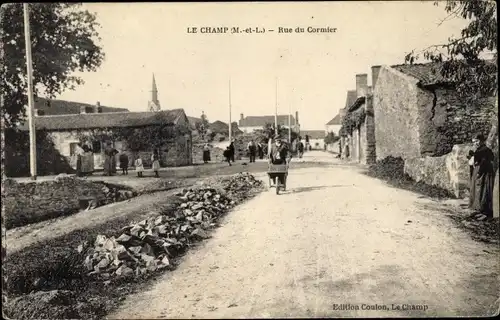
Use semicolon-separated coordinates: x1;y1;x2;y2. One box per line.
1;3;105;127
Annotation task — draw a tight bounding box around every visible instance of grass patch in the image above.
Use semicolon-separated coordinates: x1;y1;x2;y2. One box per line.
3;176;263;319
364;156;455;199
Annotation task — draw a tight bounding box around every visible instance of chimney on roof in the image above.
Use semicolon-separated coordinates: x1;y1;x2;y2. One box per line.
94;101;102;113
34;109;45;116
356;74;368;98
371;65;382;89
240;113;244;121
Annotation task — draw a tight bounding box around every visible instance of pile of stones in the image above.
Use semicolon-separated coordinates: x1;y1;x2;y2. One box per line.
82;172;263;280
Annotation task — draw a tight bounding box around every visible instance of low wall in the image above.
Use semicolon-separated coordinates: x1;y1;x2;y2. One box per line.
404;143;472;198
3;177;134;229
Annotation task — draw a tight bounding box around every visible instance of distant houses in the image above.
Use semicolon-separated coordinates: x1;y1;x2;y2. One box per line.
301;130;326;150
239;112;300;133
325;114;341;136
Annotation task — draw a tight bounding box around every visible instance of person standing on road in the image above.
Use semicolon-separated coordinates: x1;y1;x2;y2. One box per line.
119;152;129;175
103;142;118;176
74;143;84;177
269;135;291;185
134;156;144;177
229;140;235;163
469;134;495;218
80;145;94;176
223;146;232;166
248;140;256;163
297;139;304;159
151;150;160;178
257;142;264;159
203;143;211;164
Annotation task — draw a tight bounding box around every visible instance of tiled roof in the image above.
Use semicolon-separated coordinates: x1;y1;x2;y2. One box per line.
326;114;341;125
391;62;448;86
344;90;357;109
34;97;129;115
18;109;187;131
239;115;296;127
301;130;326;139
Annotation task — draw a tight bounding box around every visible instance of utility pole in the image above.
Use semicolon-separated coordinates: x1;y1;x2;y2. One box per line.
228;78;232;143
275;77;279;136
24;3;37;180
288;88;292;144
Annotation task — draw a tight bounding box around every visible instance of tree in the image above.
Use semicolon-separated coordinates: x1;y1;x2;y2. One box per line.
404;0;497;169
405;1;496;100
324;132;340;145
1;3;105;127
195;111;209;140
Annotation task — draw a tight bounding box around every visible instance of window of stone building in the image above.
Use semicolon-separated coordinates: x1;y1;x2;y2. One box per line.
92;141;102;153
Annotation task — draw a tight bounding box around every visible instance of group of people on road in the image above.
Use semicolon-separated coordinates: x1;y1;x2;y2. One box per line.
467;133;496;219
73;141;162;178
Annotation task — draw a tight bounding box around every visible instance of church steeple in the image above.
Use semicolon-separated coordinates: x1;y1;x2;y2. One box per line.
148;73;161;112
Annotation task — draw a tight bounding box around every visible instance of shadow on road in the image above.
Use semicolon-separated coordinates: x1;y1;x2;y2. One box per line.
283;185;350;194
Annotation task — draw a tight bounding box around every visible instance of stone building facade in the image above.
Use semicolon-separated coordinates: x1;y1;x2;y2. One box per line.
373;63;494;160
340;73;376;165
9;108;193;176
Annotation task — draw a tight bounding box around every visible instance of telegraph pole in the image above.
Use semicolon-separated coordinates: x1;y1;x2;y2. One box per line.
288;88;293;144
228;78;232;142
24;3;37;180
275;77;278;135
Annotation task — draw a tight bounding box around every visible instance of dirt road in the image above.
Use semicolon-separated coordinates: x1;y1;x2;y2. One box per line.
109;152;499;318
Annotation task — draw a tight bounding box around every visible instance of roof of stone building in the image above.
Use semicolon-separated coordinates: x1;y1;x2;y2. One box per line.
391;60;496;87
391;62;448;86
326;114;341;125
301;130;326;139
18;109;188;131
34;97;129;115
344;90;357;109
239;115;296;127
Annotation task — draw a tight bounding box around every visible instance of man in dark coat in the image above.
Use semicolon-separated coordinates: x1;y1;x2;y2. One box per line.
229;141;235;163
269;135;290;184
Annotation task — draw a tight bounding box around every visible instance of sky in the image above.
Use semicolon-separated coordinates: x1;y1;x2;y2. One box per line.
56;1;468;130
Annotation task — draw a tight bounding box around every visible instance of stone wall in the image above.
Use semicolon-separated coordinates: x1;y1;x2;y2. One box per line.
364;96;377;164
404;143;473;198
427;91;494;156
373;66;422;160
373;66;494;161
192;143;227;163
46;130;192;171
3;177;134;228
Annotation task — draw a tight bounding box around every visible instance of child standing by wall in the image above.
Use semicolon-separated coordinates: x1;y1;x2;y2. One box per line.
151;150;160;178
134;156;144;177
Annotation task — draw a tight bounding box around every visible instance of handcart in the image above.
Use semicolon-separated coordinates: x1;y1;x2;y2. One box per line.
267;162;289;195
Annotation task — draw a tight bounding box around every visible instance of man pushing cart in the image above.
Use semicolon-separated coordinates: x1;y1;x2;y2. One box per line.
267;134;291;195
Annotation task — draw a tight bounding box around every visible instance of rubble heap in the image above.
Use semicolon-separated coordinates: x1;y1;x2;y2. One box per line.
82;173;263;280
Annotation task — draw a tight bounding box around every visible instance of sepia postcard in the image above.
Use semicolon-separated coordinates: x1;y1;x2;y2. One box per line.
1;1;498;319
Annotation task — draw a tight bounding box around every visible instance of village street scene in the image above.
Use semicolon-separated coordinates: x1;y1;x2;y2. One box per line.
1;1;499;319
